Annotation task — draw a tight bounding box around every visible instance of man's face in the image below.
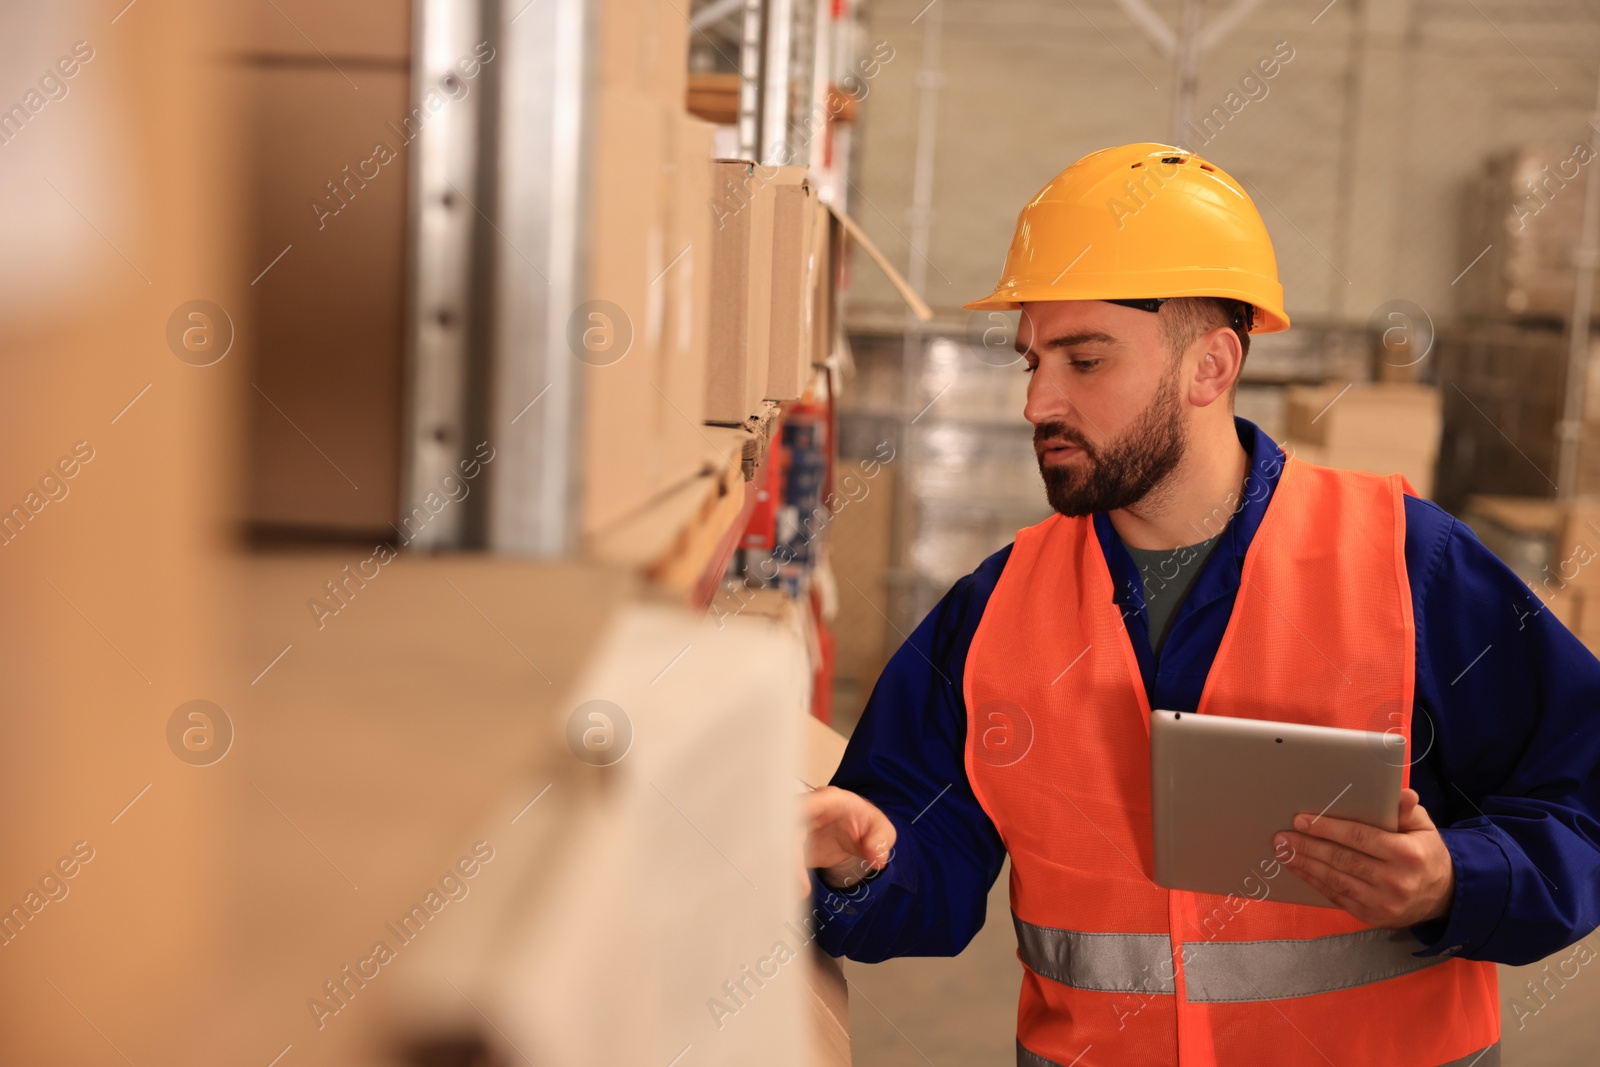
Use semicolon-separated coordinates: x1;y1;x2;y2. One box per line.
1015;300;1188;517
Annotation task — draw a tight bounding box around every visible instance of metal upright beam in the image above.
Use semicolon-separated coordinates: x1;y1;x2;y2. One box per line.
761;0;794;163
1169;0;1205;146
738;0;764;159
892;0;944;638
483;0;596;555
691;0;745;30
1557;67;1600;498
1196;0;1268;51
1110;0;1176;57
402;0;486;549
805;0;831;174
1110;0;1270;148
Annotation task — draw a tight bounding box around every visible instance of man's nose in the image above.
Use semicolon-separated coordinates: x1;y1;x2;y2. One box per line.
1023;364;1075;428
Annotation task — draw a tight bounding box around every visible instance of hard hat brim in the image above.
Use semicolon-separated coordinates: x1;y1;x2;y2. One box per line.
963;283;1291;334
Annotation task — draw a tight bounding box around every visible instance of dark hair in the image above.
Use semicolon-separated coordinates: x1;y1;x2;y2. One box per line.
1158;297;1253;388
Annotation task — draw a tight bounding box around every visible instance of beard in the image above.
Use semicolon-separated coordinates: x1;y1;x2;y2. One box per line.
1035;363;1187;517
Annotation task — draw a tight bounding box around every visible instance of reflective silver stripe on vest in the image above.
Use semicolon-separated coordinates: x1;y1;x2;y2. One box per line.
1437;1041;1499;1067
1184;926;1452;1002
1013;916;1176;995
1015;916;1453;1002
1016;1037;1077;1067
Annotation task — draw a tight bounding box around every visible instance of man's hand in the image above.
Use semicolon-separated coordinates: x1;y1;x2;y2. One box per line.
1272;788;1455;928
802;786;897;892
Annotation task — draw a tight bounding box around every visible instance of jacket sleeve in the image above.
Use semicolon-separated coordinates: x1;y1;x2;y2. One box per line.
1405;500;1600;965
808;548;1010;962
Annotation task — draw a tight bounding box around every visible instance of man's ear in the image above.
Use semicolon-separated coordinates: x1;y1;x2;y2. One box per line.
1189;326;1243;408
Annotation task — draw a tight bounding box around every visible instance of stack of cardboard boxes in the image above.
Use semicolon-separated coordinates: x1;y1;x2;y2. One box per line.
1557;500;1600;651
1282;383;1444;498
1439;141;1600;511
1536;499;1600;652
1462;494;1600;652
1433;325;1600;507
705;162;834;422
582;1;715;537
583;2;839;561
1461;141;1600;319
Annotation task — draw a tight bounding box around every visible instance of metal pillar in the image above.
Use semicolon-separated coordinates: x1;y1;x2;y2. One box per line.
1169;0;1204;146
1109;0;1269;148
891;0;944;635
481;0;596;554
738;0;763;159
761;0;795;163
1557;66;1600;498
402;0;487;549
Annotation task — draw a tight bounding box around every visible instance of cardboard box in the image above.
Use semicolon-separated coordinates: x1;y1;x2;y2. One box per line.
221;1;411;61
584;89;711;535
1540;582;1584;633
583;86;663;534
652;114;716;478
706;160;774;424
1558;497;1600;568
1458;495;1600;590
587;425;747;593
1286;382;1443;452
1461;143;1600;319
651;0;689;110
831;464;895;689
687;72;741;124
819;206;844;369
1460;494;1557;583
810;205;837;367
765;167;816;402
598;0;687;106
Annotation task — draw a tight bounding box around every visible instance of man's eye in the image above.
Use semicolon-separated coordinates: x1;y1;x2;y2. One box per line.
1022;362;1038;375
1071;359;1102;372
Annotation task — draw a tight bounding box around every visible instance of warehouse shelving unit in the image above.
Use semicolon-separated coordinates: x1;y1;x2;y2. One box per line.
228;0;917;1061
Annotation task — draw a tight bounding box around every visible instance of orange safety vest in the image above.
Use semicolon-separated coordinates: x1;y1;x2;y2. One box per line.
965;454;1501;1067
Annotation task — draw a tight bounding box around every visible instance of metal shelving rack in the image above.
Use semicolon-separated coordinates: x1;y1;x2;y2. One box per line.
401;0;596;557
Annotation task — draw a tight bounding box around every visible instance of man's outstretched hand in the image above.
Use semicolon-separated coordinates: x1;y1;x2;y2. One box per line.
802;786;897;892
1273;787;1455;929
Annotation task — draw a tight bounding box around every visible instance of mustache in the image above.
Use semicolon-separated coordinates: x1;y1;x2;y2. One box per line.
1033;421;1092;452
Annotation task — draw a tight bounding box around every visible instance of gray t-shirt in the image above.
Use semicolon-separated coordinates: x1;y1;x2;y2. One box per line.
1125;534;1223;660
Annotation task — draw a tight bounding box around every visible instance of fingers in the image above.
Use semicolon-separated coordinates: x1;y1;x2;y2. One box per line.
1290;792;1437;859
1276;825;1442;927
802;786;857;827
1397;787;1418;823
801;786;897;875
852;804;898;868
1282;848;1431;928
1398;790;1438;832
1280;849;1370;915
1278;829;1381;887
1290;810;1392;860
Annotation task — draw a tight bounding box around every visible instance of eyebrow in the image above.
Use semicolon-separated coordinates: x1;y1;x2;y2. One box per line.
1014;330;1123;356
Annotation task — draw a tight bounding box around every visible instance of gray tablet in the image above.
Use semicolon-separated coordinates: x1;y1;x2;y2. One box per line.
1150;709;1405;909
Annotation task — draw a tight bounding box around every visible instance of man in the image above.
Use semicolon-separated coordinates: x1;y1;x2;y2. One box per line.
801;143;1600;1066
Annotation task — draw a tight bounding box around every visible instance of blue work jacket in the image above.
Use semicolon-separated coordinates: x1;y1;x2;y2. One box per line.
810;417;1600;967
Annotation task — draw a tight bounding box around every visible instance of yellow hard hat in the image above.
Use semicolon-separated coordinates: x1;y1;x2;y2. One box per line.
964;143;1290;333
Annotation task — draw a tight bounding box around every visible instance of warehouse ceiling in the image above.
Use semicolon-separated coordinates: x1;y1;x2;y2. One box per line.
843;0;1600;327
